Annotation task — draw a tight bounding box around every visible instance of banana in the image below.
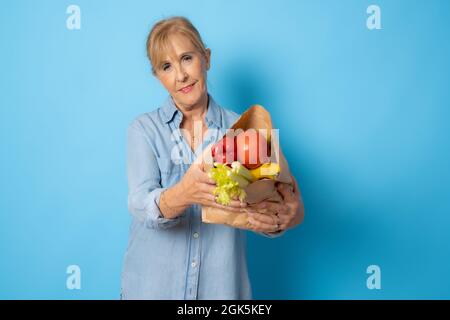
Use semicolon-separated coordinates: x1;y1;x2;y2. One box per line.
250;163;280;180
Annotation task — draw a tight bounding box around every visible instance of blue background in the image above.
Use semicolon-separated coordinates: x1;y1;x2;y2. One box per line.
1;0;449;299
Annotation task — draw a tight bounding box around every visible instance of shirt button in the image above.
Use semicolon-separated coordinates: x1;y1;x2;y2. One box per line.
193;232;199;239
191;261;197;268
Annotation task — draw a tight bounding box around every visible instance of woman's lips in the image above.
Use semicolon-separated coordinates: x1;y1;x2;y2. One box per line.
179;82;196;94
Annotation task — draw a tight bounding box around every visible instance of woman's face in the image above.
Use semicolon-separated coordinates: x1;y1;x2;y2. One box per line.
155;33;211;110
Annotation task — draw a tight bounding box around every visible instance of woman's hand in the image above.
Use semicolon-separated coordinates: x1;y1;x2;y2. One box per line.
161;162;247;219
276;175;304;230
245;201;284;233
245;175;304;233
177;162;247;212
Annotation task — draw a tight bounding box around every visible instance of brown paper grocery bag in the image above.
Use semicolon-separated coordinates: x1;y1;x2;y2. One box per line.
201;104;293;229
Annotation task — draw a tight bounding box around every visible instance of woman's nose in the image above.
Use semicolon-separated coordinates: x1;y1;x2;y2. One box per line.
176;67;188;82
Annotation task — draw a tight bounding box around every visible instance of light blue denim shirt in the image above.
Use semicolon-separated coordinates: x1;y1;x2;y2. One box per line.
121;94;282;300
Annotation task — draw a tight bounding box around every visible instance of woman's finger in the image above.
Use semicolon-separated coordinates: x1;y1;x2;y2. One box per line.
200;172;216;185
248;218;280;233
209;201;246;213
277;183;295;201
199;183;217;195
250;201;286;215
226;199;247;208
279;223;289;231
248;216;279;231
277;213;293;226
248;212;280;225
200;193;247;212
198;182;247;209
290;174;300;197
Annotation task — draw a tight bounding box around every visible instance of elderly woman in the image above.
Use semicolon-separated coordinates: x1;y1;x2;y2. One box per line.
121;16;304;300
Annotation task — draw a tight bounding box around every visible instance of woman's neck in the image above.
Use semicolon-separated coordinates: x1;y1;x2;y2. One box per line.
174;93;209;152
174;93;209;122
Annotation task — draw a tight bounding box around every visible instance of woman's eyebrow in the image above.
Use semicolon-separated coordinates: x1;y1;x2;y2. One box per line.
159;52;194;66
179;51;195;57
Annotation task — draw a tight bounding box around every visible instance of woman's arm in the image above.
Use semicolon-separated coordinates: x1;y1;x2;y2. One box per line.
127;121;183;229
128;121;247;226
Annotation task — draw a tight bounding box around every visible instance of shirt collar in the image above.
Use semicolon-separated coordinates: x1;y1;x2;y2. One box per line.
161;94;222;128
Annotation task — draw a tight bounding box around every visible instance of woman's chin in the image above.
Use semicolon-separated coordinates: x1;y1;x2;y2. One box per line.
175;91;205;109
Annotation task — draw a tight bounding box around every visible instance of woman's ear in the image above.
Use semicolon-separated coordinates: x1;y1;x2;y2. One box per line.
205;48;211;70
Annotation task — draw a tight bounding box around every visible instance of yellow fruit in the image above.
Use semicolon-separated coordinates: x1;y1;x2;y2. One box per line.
250;163;280;180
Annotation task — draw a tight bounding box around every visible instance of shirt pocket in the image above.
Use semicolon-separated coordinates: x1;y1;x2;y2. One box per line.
157;156;184;187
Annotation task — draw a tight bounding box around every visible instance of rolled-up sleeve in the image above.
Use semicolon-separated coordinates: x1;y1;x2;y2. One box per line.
127;121;181;229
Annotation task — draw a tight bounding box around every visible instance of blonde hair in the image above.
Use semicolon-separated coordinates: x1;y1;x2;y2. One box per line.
146;16;208;75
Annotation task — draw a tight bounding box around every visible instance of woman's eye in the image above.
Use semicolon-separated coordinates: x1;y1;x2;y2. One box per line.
182;55;192;62
162;64;171;71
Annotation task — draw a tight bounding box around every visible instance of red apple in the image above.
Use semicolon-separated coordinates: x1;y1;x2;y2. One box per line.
235;130;270;169
211;135;237;164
